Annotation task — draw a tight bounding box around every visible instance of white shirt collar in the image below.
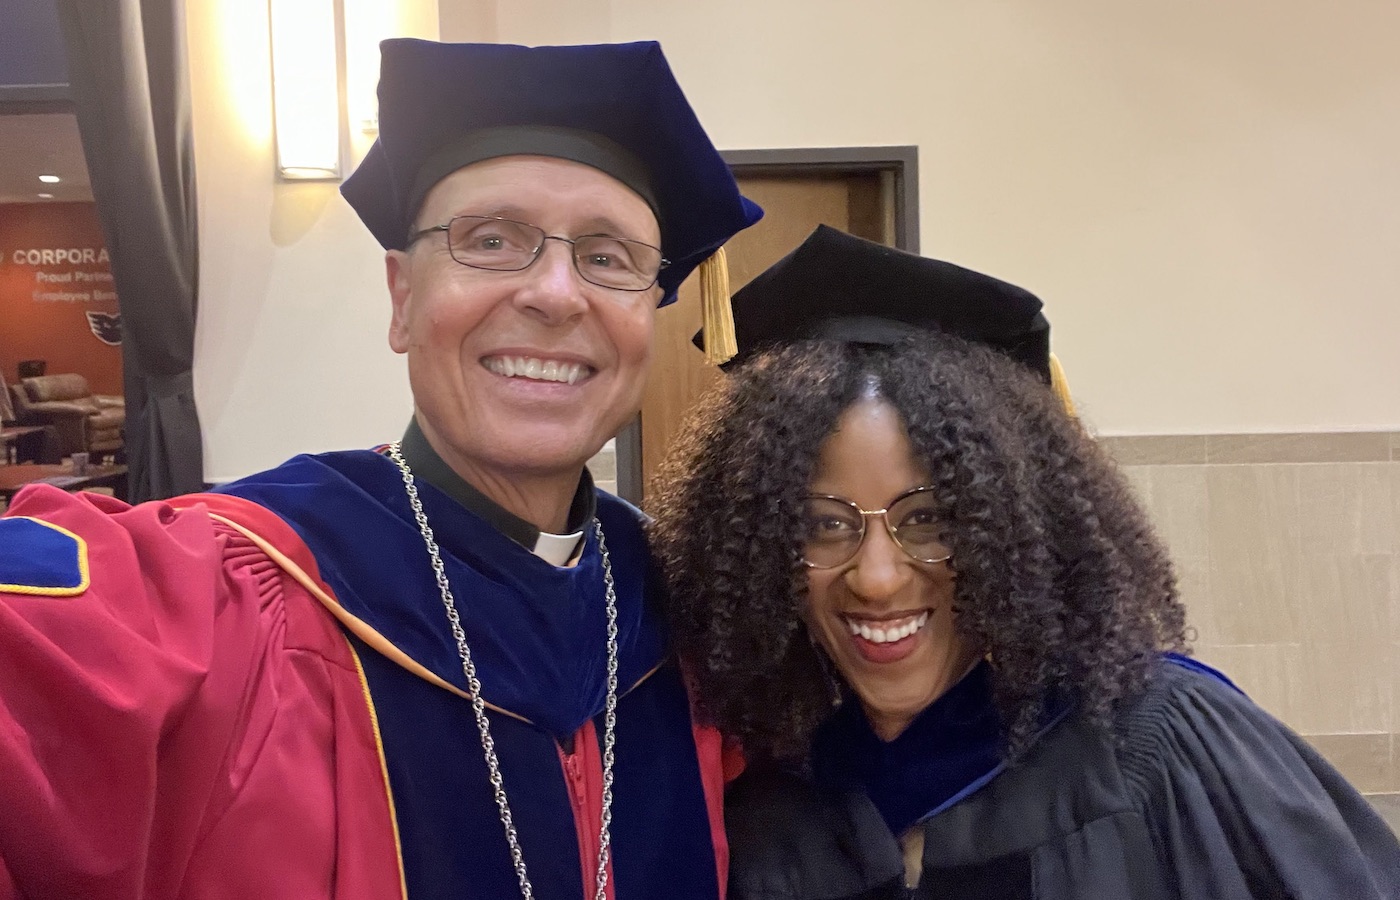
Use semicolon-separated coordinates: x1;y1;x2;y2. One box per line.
532;529;585;567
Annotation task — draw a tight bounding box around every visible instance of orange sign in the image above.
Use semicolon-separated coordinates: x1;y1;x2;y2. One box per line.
0;201;123;395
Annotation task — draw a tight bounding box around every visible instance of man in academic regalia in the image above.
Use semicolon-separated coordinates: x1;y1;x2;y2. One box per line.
0;40;761;900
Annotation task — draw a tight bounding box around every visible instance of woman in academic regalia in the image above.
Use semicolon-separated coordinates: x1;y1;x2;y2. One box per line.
650;226;1400;899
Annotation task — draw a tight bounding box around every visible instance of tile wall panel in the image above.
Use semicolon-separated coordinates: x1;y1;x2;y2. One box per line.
1105;432;1400;794
1205;465;1303;646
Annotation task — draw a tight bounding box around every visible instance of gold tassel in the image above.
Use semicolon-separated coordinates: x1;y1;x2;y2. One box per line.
699;247;737;365
1048;352;1077;417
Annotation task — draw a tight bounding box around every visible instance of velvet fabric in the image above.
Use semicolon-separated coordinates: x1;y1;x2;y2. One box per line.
717;225;1052;380
812;661;1068;836
218;450;722;898
219;450;666;738
0;516;87;594
810;656;1232;837
355;640;720;899
340;39;763;307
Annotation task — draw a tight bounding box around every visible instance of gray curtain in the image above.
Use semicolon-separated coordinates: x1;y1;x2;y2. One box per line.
54;0;203;501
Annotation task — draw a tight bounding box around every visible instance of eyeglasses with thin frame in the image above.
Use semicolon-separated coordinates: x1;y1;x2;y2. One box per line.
800;486;953;569
406;215;670;294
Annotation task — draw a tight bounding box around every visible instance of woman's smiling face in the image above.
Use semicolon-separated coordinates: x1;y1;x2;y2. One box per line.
802;396;980;741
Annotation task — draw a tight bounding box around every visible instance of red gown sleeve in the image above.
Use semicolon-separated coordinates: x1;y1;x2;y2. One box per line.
0;486;284;899
9;475;754;898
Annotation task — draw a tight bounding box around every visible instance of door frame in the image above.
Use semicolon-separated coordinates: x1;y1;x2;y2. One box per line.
614;145;921;505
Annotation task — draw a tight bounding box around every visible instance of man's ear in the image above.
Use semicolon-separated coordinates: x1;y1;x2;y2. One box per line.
386;249;412;354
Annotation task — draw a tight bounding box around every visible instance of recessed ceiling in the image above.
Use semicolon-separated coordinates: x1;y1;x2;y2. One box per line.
0;113;92;204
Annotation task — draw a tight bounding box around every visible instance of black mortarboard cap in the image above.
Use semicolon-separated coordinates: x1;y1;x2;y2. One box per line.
341;39;763;307
714;225;1053;383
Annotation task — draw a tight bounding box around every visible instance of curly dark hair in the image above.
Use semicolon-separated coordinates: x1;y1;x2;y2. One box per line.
648;332;1188;763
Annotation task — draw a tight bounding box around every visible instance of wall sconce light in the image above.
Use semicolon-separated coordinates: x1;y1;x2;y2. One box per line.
268;0;346;180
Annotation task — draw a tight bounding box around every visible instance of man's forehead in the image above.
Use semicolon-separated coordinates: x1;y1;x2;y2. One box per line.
418;156;661;233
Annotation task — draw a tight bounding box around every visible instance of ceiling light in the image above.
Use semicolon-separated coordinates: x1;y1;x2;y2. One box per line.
38;174;61;183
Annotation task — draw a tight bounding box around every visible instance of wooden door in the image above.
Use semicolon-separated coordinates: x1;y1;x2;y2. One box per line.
637;170;897;504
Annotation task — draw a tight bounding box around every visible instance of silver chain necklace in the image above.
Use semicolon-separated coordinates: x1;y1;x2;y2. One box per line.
388;441;620;900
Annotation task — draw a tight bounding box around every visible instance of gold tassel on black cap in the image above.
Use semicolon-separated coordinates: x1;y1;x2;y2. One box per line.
699;246;737;365
1049;352;1076;417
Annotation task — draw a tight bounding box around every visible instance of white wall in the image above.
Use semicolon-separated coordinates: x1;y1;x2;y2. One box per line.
449;0;1400;436
187;0;437;482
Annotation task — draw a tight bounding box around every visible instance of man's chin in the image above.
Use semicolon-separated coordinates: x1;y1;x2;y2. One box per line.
473;434;608;479
422;410;619;481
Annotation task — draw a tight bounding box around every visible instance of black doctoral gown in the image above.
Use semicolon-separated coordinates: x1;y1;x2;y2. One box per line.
726;658;1400;899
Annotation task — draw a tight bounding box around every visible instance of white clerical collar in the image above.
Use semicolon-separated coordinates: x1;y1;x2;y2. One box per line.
532;529;586;567
396;419;595;566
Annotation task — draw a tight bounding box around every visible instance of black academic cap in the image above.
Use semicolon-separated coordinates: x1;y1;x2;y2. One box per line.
341;39;763;306
714;225;1053;383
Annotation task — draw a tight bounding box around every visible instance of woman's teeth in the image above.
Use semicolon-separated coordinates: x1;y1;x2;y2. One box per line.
484;356;586;384
845;611;930;644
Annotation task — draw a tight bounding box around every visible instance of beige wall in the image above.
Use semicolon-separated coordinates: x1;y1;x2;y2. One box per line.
189;1;1400;480
187;0;438;482
446;0;1400;438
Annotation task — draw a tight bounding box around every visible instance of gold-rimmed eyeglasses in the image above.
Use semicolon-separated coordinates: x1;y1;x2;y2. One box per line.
800;486;953;569
406;214;669;294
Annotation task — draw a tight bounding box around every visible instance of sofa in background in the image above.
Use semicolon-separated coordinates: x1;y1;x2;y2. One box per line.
8;373;125;461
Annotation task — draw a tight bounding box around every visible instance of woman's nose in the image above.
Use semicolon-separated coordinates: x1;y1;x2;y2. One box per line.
842;520;913;602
